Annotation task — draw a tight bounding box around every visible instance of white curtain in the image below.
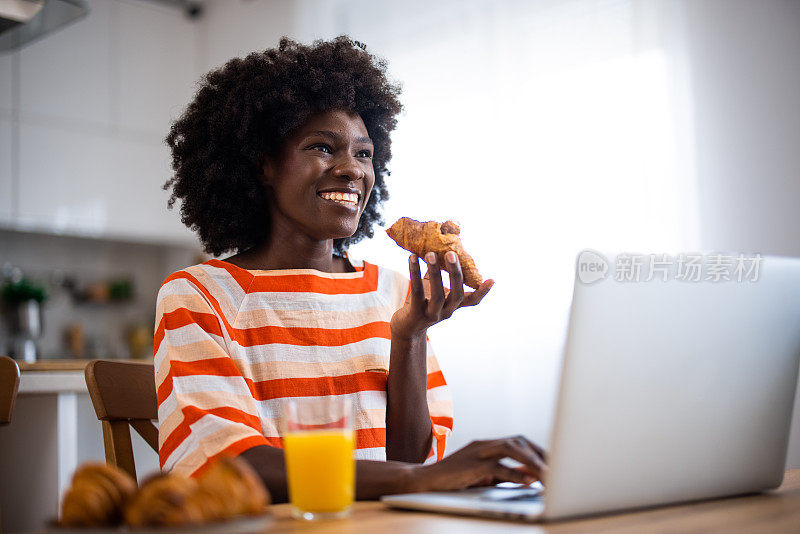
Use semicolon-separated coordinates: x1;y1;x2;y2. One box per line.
343;0;698;451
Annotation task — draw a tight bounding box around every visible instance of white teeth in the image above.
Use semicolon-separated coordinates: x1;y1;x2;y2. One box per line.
320;192;358;204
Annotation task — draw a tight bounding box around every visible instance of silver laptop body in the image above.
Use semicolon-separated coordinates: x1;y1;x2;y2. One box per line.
382;253;800;521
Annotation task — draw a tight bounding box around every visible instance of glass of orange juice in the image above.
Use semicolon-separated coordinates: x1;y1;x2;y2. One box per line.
283;397;355;520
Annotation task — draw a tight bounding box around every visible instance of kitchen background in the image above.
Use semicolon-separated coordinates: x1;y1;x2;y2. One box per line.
0;230;198;360
0;0;799;530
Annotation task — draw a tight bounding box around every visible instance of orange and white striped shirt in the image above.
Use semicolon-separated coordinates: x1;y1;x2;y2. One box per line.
154;258;453;477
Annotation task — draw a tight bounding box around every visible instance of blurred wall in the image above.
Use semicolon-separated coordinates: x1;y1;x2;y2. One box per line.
688;0;800;256
199;0;800;467
202;0;339;70
682;0;800;468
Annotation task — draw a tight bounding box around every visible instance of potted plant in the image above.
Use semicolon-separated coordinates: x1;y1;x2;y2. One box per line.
1;278;47;363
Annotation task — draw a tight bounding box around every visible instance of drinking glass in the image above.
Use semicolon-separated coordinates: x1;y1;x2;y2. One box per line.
283;397;355;520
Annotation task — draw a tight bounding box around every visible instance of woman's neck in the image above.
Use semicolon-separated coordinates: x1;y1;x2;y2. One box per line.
223;203;357;273
224;236;352;273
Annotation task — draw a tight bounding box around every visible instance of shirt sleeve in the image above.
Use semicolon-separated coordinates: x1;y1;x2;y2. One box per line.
389;269;454;462
154;272;269;477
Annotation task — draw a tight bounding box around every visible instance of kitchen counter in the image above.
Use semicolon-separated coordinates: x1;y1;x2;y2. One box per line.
16;359;148;392
19;370;86;393
14;359;153;394
18;359;94;371
18;358;153;372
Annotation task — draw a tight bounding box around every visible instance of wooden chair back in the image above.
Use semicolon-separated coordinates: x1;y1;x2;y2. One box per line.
0;357;20;533
84;360;158;482
0;356;20;425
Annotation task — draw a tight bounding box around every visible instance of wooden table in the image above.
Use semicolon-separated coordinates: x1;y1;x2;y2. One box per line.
264;470;800;533
17;358;152;372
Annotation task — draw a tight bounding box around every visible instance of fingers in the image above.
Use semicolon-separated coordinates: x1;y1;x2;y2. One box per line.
476;437;546;479
519;436;548;463
425;252;445;318
461;279;495;307
467;477;499;489
492;465;539;485
422;272;451;302
430;436;548;492
408;254;424;303
441;251;465;318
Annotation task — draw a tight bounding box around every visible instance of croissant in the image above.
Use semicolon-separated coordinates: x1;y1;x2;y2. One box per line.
124;473;204;527
59;463;138;527
386;217;484;289
124;457;269;527
189;456;270;521
62;457;270;528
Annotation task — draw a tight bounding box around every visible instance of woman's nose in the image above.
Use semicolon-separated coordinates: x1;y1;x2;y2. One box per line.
332;155;365;181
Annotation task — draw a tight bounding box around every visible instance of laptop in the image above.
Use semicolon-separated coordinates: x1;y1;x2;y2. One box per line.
382;252;800;521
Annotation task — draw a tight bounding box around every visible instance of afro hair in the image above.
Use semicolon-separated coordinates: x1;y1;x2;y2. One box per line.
164;35;403;257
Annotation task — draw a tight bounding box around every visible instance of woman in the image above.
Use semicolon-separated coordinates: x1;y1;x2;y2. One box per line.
157;36;545;502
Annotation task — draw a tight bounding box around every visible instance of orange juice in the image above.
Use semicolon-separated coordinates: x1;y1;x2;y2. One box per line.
284;429;355;514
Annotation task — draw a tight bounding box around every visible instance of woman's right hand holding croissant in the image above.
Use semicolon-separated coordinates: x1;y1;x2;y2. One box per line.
390;252;494;340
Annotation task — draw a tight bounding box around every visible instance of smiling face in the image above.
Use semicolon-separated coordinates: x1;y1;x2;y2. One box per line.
262;109;376;245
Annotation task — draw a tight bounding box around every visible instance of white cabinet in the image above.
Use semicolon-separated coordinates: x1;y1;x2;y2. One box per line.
17;122;193;243
1;50;14;226
105;136;192;242
18;123;114;235
19;0;112;127
0;119;12;225
118;1;200;138
2;0;201;246
0;51;13;113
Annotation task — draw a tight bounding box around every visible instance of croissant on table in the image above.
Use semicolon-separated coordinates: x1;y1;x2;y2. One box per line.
59;463;138;527
191;455;271;520
124;473;203;527
126;456;269;527
60;456;270;528
386;217;484;289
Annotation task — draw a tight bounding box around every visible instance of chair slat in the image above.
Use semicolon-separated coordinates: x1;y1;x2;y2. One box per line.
102;420;138;481
0;356;20;425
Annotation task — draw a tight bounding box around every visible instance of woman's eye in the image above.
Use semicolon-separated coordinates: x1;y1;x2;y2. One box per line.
310;144;332;154
357;150;372;158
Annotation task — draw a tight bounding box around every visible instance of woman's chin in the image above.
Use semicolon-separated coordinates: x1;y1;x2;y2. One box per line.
321;226;359;243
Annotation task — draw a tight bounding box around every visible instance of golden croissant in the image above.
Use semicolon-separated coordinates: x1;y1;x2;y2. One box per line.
61;456;270;528
188;455;271;522
125;473;203;527
125;457;269;526
59;463;138;527
386;217;483;289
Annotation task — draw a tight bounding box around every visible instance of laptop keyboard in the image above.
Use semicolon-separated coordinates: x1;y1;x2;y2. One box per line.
465;486;544;503
495;492;544;502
